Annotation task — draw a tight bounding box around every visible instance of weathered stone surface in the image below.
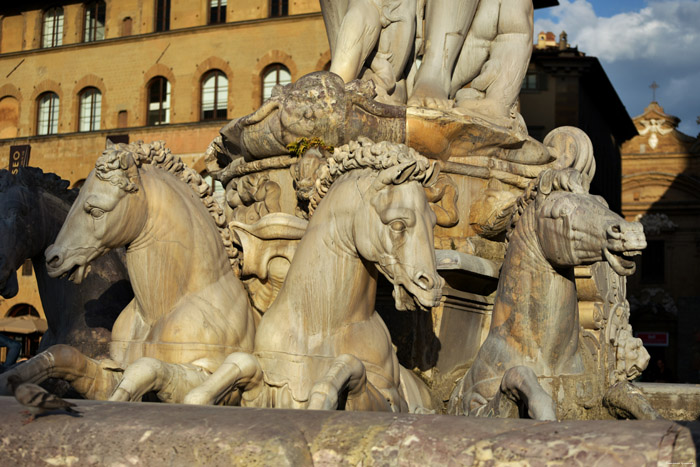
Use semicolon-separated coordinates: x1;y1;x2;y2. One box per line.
639;383;700;421
0;397;694;465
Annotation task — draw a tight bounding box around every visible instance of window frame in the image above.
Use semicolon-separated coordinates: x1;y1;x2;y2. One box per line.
78;87;102;132
83;0;106;42
209;0;227;25
269;0;288;18
36;92;60;136
147;77;171;126
201;70;228;121
155;0;171;32
261;64;291;104
42;7;64;48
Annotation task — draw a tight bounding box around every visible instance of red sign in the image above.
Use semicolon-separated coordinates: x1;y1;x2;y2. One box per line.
9;145;31;175
636;332;669;347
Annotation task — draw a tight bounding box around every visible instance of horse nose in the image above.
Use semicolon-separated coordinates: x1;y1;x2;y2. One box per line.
413;271;435;290
45;245;64;269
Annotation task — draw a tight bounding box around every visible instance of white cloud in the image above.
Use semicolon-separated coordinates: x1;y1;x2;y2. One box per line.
535;0;700;136
535;0;700;64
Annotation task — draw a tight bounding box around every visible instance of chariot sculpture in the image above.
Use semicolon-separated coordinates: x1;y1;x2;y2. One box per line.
0;0;658;422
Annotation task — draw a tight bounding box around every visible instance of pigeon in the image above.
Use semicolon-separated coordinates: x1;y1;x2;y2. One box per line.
7;375;80;424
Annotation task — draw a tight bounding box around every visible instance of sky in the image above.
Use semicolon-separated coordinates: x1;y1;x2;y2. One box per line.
534;0;700;136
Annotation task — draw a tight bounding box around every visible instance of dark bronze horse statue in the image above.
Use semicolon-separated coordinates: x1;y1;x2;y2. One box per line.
0;167;132;358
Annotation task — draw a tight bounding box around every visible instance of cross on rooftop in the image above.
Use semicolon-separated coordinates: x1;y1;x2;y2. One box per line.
650;81;659;102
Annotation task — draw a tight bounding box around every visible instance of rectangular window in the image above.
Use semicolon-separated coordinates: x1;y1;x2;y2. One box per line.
641;240;665;284
155;0;171;32
209;0;227;24
84;1;106;42
269;0;288;17
521;72;540;91
22;259;32;276
42;8;64;48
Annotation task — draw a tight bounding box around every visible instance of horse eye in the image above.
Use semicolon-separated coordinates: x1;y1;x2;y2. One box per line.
90;208;105;219
389;220;406;232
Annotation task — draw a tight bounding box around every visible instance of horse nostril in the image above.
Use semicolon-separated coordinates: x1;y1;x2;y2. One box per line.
46;253;62;268
414;271;434;290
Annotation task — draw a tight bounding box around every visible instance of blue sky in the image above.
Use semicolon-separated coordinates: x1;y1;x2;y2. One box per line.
534;0;700;136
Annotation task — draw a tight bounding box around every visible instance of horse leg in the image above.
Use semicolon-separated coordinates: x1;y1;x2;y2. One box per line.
603;381;661;420
109;357;217;403
491;366;557;420
398;365;435;413
307;354;392;411
183;352;262;405
0;344;121;400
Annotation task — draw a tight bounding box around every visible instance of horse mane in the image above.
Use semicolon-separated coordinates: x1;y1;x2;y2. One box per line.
307;137;438;215
95;141;239;271
507;168;590;241
0;167;76;204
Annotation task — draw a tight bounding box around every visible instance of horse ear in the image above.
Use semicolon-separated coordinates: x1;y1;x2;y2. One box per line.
422;161;440;187
375;160;418;188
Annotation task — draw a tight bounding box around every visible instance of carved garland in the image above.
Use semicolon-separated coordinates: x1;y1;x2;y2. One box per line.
95;141;239;271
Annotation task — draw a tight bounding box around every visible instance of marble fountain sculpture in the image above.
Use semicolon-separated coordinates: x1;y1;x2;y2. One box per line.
1;0;658;421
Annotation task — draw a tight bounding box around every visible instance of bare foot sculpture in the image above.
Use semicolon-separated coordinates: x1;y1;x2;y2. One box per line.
321;0;417;103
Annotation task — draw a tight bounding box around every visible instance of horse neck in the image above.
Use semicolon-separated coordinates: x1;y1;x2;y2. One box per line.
29;191;73;324
126;166;229;317
492;203;579;363
272;177;378;333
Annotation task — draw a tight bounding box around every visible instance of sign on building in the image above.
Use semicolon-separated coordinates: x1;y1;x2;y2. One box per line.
636;331;669;347
9;145;31;174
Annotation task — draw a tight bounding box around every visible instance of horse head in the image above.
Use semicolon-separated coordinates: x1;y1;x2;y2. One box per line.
0;168;73;297
348;141;444;312
0;172;24;298
46;144;147;284
526;169;646;275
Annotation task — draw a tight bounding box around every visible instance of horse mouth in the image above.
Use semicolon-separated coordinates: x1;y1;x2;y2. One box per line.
48;260;92;285
61;263;92;284
393;283;443;312
603;248;640;276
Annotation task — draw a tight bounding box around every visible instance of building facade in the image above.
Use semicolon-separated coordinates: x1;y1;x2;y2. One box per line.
0;0;329;339
621;101;700;383
519;32;637;214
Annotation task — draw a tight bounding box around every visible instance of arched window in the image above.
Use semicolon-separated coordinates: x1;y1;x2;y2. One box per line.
209;0;227;24
84;1;106;42
155;0;171;32
37;92;59;135
78;87;102;132
201;70;228;120
147;77;170;125
269;0;288;17
42;7;64;48
122;17;133;36
0;96;20;139
262;64;291;103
